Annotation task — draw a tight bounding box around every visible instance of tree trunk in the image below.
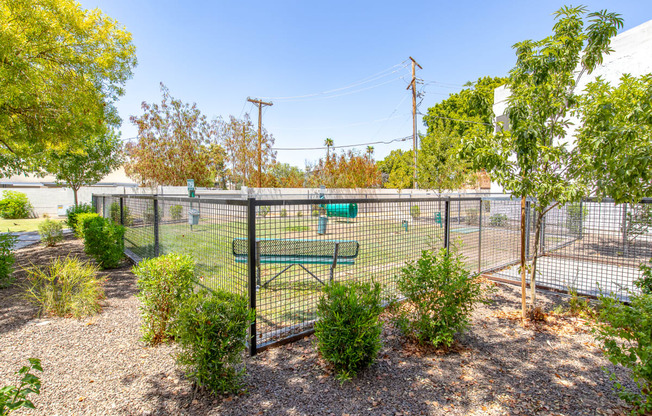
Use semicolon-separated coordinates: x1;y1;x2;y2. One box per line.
520;196;527;318
73;187;79;206
529;210;544;308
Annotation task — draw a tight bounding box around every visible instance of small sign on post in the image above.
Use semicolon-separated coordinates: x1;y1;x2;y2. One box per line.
187;179;195;198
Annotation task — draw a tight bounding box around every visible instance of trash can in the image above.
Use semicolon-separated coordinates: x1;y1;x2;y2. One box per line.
402;219;409;232
325;203;358;219
188;209;200;226
317;216;328;235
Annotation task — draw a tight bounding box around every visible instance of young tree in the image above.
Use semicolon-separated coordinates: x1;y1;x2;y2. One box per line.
43;130;123;206
0;0;136;174
222;114;276;188
466;6;624;315
125;84;225;187
377;149;414;189
269;163;305;188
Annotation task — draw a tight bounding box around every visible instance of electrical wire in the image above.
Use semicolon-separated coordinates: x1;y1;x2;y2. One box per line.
272;135;412;151
260;62;410;102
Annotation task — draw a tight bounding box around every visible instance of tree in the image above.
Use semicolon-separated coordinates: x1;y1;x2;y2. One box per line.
222;114;276;188
423;76;507;137
125;84;225;187
325;138;334;159
42;130;123;206
466;6;624;315
377;149;414;189
0;0;136;174
308;150;381;188
269;163;305;188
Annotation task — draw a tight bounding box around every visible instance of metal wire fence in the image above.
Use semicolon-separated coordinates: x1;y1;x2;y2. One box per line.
92;194;652;354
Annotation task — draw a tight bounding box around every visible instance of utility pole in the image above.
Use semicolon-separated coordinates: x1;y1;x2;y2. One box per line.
406;56;422;189
247;97;273;188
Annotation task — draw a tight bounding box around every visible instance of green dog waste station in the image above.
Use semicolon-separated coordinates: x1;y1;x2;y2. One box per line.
324;203;358;219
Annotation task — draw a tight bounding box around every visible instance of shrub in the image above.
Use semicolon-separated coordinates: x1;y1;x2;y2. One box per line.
567;202;588;234
297;211;303;217
0;191;32;219
636;262;652;295
109;202;133;226
0;358;42;415
82;216;124;269
280;208;288;217
410;205;420;220
311;209;320;217
65;203;94;231
595;280;652;414
489;213;509;227
258;206;270;217
465;208;479;225
23;256;105;318
74;213;99;239
37;220;64;247
392;248;493;348
134;253;195;345
170;204;183;220
0;233;18;289
315;281;383;381
175;289;254;394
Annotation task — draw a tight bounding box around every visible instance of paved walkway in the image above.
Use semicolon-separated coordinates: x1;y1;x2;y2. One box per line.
8;229;73;250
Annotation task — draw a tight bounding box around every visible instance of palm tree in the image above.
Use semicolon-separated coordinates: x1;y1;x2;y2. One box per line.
325;138;333;159
366;146;374;159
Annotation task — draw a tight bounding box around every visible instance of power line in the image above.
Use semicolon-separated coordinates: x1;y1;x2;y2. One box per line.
272;135;412;151
260;62;410;102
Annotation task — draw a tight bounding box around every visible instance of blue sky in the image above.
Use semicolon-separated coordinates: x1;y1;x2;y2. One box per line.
80;0;652;168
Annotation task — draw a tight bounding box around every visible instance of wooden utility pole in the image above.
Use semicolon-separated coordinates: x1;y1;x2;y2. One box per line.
247;97;273;188
406;57;422;189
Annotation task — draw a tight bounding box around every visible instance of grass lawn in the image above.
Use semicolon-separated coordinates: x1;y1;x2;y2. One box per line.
0;217;66;233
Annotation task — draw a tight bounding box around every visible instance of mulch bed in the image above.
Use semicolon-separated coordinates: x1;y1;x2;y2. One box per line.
0;235;634;415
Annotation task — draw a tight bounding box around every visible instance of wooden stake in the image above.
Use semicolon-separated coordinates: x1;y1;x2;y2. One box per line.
520;195;527;318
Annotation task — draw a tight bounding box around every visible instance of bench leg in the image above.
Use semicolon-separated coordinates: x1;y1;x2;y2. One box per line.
296;264;327;286
261;264;295;288
330;243;340;283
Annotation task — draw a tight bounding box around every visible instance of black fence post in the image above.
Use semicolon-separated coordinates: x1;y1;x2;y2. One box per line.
153;197;160;257
119;197;124;225
247;197;258;356
444;198;450;253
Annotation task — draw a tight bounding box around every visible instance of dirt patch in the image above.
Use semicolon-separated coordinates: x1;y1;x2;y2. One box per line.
0;236;634;415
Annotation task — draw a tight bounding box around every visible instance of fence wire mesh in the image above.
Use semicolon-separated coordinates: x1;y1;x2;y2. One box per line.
94;194;652;352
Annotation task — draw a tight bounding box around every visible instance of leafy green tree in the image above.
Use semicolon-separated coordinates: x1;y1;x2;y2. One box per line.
41;130;122;206
377;149;414;189
465;6;624;313
125;84;225;187
269;163;305;188
307;149;381;188
0;0;136;174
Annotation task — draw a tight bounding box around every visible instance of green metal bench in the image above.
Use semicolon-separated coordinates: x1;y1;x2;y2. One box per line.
232;238;360;288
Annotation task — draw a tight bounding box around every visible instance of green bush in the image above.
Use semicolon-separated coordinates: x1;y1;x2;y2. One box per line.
0;358;42;415
315;281;383;382
258;206;270;217
489;213;509;227
23;256;105;318
0;191;32;219
143;205;162;224
410;205;420;220
311;209;320;217
37;220;64;247
567;202;588;234
175;289;254;394
74;213;99;239
65;203;94;231
134;253;195;345
636;262;652;295
280;208;288;217
82;216;124;269
170;204;183;220
0;233;18;289
392;248;493;348
595;277;652;414
297;211;303;217
109;202;133;226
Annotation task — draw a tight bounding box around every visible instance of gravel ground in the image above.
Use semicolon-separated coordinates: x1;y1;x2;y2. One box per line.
0;235;634;415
